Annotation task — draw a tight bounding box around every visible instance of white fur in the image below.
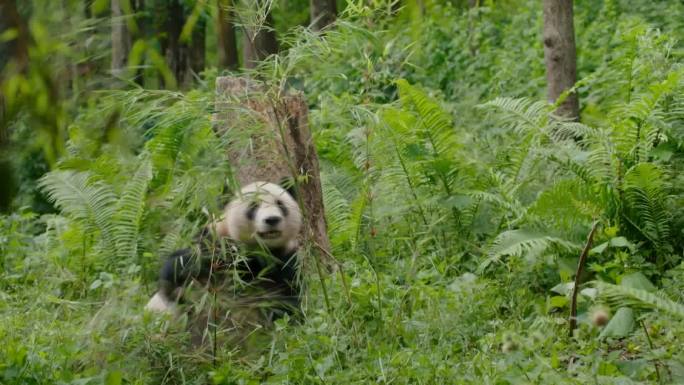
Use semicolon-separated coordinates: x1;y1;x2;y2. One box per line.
223;182;302;250
145;291;176;313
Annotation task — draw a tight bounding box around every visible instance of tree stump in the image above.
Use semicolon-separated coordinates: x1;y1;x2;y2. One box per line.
213;76;333;269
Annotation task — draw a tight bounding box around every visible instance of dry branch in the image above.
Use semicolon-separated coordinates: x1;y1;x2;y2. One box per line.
569;220;600;336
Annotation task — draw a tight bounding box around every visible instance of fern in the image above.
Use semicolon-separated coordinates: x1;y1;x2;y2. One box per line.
611;72;680;163
480;229;580;272
113;158;153;262
38;171;118;256
526;179;597;234
622;163;672;251
321;167;356;252
395;79;464;195
396;79;459;153
479;97;549;135
594;281;684;319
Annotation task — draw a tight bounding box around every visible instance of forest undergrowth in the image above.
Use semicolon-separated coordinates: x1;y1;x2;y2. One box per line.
2;1;684;384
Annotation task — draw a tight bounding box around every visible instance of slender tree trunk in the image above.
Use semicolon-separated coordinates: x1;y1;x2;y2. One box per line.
242;8;278;69
217;0;238;70
111;0;131;77
159;0;206;88
84;0;93;18
309;0;337;31
542;0;579;120
189;16;206;77
160;0;188;88
131;0;145;85
0;0;29;212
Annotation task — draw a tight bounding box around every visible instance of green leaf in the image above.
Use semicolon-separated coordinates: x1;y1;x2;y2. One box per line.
591;241;609;254
105;370;123;385
551;282;573;296
90;279;102;290
599;307;635;339
609;237;632;248
620;272;656;292
550;296;569;308
591;237;634;254
91;0;109;15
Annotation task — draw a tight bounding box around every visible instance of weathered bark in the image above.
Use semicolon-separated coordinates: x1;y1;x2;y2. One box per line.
309;0;337;31
217;0;239;70
214;77;333;268
242;11;278;69
543;0;579;120
111;0;131;77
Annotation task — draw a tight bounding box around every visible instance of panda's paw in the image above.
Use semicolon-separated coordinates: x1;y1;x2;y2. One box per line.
145;291;176;313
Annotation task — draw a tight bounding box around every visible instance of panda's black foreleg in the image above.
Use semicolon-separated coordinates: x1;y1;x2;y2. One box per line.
159;227;225;290
157;247;215;302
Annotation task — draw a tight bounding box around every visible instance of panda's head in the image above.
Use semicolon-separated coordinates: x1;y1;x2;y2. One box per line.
223;181;302;250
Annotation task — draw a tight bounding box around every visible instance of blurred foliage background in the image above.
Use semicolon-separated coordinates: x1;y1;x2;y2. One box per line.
2;0;684;384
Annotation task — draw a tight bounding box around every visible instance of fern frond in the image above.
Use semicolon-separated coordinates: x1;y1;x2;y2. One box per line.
478;97;549;134
39;171;118;255
395;79;461;157
527;179;596;233
321;166;358;252
480;229;580;272
548;121;598;143
622;163;671;248
157;222;184;258
594;281;684;319
113;158;153;262
586;143;618;184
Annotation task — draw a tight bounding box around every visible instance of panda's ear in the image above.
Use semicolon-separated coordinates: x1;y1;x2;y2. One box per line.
279;176;298;200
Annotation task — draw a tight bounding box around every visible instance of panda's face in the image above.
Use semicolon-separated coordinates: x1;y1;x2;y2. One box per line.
224;182;302;250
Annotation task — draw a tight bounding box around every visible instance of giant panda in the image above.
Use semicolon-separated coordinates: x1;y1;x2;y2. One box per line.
145;181;303;321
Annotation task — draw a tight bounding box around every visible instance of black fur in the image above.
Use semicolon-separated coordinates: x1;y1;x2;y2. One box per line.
278;177;298;201
156;229;300;315
276;199;289;217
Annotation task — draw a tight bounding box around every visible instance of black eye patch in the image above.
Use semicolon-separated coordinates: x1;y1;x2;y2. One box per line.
276;199;289;217
246;201;259;220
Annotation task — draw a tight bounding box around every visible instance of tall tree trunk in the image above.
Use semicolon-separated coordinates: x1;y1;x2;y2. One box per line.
160;0;188;88
0;0;29;212
217;0;238;70
189;16;206;78
159;0;207;88
111;0;131;77
84;0;93;18
543;0;579;120
242;10;278;69
131;0;146;85
309;0;337;31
